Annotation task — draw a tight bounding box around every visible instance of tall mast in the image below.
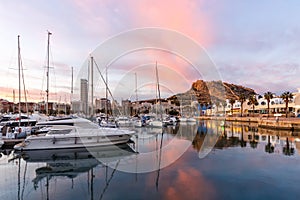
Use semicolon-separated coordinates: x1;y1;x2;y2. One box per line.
87;60;90;116
135;72;138;102
70;66;73;111
106;66;108;119
18;35;21;126
155;61;162;120
46;31;52;115
90;56;94;117
13;89;15;113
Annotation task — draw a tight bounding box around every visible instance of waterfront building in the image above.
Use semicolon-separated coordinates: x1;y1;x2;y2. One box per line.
71;100;82;114
121;99;132;116
37;101;56;114
206;89;300;117
95;98;112;114
80;79;88;115
293;88;300;117
0;99;14;113
56;103;70;114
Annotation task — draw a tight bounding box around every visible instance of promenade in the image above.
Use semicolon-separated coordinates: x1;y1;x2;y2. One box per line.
196;116;300;131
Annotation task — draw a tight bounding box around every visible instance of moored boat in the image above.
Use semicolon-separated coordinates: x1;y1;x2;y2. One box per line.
14;117;135;151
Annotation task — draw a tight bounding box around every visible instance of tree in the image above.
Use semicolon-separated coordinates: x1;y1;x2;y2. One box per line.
283;137;294;156
264;92;274;117
250;131;258;149
229;98;236;116
248;95;258;117
238;94;246;117
281;91;293;118
240;125;247;148
265;135;274;154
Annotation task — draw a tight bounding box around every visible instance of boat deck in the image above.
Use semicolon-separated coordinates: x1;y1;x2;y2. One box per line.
1;138;24;149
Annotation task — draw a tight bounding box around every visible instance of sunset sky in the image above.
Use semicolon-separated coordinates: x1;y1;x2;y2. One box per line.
1;0;300;103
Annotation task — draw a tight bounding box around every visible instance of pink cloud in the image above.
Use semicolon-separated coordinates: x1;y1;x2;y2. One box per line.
124;0;215;47
70;0;216;46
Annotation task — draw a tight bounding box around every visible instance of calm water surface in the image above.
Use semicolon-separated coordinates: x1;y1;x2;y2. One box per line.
1;120;300;200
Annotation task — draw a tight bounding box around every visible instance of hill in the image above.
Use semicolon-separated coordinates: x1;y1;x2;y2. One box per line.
168;80;256;105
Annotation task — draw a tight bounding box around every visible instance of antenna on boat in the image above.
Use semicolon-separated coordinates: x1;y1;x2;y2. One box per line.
46;31;52;116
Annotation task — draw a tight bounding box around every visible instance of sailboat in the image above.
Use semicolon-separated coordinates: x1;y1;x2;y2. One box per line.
149;62;164;128
0;36;36;147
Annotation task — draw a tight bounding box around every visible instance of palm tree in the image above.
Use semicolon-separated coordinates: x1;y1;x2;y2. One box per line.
248;95;258;117
250;131;258;149
264;92;274;118
281;91;293;118
265;135;274;154
238;94;246;117
240;125;247;148
229;98;236;116
283;137;295;156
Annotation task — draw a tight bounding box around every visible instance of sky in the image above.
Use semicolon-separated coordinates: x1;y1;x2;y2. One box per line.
1;0;300;103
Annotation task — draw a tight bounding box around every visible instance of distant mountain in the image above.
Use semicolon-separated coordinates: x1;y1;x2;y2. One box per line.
168;80;256;105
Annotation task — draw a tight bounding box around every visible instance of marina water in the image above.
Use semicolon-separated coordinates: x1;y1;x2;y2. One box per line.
1;120;300;200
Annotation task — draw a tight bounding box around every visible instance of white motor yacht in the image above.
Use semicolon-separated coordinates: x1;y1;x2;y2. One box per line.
14;117;135;151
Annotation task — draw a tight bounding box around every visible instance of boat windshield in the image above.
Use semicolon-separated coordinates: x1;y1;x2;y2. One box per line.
75;121;99;129
48;129;73;135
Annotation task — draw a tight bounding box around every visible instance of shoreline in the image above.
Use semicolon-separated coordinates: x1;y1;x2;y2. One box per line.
195;116;300;131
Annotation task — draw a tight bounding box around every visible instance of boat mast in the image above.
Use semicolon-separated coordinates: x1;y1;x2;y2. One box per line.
90;56;94;118
46;31;52;116
135;72;138;102
17;35;21;126
155;61;162;120
105;66;108;120
70;66;73;112
13;89;15;113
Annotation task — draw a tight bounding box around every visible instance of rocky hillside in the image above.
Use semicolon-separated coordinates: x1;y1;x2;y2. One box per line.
168;80;256;105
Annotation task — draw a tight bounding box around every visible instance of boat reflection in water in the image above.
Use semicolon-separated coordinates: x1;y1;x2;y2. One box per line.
14;144;137;199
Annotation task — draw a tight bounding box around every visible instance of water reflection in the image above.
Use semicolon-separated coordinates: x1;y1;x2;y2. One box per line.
17;146;135;189
191;121;299;157
0;145;136;200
